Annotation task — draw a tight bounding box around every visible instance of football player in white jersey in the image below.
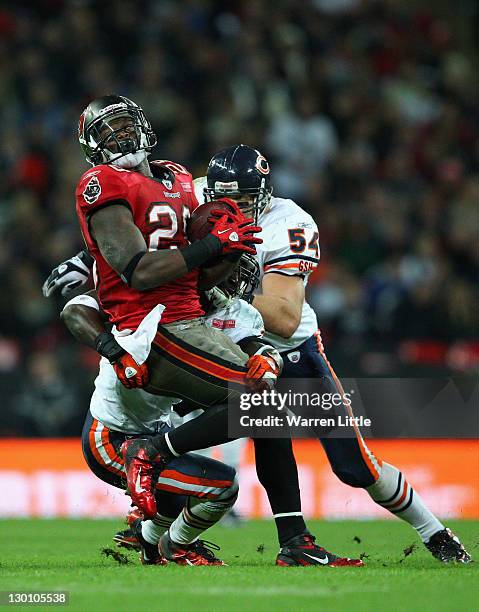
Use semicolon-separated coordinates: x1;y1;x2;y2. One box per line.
46;252;364;567
196;144;471;564
59;254;289;567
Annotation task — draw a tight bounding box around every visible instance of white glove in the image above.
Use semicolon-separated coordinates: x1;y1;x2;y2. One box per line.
205;286;233;310
42;250;94;297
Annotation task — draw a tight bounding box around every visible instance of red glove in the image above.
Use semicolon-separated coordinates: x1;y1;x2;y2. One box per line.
113;353;150;389
246;354;281;392
209;213;262;255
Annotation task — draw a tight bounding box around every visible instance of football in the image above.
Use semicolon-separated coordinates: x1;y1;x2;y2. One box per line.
187;199;236;242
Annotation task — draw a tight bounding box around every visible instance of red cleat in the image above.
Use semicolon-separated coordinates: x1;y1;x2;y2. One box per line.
276;533;364;567
120;438;167;519
159;532;227;566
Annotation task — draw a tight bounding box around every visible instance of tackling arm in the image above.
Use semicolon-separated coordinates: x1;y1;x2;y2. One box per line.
252;273;304;338
61;290;148;389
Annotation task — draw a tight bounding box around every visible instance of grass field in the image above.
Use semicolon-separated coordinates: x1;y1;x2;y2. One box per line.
0;519;478;611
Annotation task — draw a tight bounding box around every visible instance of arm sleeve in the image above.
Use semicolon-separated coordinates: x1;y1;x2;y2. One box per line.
264;217;320;278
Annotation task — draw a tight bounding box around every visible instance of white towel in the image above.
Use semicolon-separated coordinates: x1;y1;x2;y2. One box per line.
112;304;165;364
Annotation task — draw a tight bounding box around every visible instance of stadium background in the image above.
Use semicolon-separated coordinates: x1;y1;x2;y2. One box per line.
0;1;478;519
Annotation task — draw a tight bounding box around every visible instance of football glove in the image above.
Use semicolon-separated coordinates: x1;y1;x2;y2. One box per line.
113;353;150;389
208;212;262;256
94;331;149;389
204;286;233;310
42;250;94;297
246;346;283;392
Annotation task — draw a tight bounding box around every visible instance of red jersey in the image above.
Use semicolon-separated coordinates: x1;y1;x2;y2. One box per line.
75;160;203;330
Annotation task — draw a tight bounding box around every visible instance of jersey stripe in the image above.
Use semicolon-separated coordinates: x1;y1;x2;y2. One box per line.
265;254;319;266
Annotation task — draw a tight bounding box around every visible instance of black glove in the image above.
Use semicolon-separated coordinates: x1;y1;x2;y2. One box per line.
42;250;94;297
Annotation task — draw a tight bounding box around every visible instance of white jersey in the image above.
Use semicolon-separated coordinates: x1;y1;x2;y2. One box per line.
88;298;264;434
194;178;320;351
256;197;319;351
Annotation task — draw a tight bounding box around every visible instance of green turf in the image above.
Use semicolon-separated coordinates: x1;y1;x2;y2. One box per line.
0;519;477;611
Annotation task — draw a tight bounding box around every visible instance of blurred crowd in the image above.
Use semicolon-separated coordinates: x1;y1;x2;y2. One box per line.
0;0;478;436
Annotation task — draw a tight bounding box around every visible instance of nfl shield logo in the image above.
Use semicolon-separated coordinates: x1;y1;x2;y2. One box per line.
162;179;173;190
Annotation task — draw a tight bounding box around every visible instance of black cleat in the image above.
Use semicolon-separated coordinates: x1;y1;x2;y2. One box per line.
425;528;472;563
129;519;167;565
276;533;364;567
113;508;143;551
114;527;141;551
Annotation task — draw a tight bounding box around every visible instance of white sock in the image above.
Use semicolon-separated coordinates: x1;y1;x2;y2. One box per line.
141;513;174;545
169;478;238;545
367;462;444;542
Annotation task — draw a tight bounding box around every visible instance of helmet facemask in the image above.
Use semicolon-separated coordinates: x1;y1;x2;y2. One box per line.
79;99;157;167
217;253;261;302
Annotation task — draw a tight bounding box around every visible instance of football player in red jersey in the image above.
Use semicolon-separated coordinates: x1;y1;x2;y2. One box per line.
75;95;265;449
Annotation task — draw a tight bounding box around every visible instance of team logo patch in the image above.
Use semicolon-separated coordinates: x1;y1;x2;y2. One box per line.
212;318;236;329
255;155;270;175
162;179;173;190
287;351;300;363
82;175;102;204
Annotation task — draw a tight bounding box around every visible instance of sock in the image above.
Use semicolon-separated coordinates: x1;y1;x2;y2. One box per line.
141;513;174;545
147;404;235;459
367;462;444;542
254;438;307;546
169;481;238;545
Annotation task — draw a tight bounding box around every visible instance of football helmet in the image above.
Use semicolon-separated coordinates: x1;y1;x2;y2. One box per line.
78;94;157;167
218;252;260;302
205;144;273;223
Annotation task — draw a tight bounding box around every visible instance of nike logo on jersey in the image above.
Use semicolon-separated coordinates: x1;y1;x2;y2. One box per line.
135;471;147;494
217;229;230;235
303;552;329;564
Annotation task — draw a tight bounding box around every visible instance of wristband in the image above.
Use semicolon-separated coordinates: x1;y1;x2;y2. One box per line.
224;252;243;263
80;250;95;268
94;331;126;363
181;234;222;272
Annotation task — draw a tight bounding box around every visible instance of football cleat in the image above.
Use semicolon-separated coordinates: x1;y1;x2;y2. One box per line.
120;438;167;519
113;527;140;551
159;531;226;566
276;533;364;567
113;509;143;551
425;528;472;563
131;518;167;566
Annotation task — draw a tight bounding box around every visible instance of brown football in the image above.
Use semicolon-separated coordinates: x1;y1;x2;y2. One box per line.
187;200;236;242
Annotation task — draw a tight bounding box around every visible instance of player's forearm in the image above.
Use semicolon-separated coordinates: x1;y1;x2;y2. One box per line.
131;250;189;290
132;235;226;291
61;303;106;349
252;294;301;338
197;257;240;291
